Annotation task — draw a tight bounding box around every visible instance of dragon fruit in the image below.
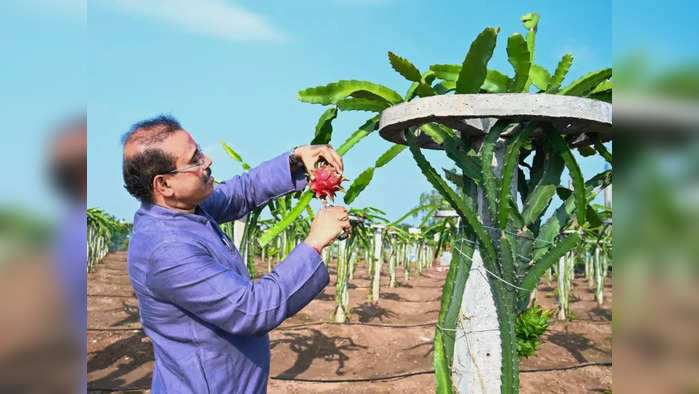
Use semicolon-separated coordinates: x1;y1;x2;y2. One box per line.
308;165;346;201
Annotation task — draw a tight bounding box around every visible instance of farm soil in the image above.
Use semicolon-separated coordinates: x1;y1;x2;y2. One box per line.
88;251;612;393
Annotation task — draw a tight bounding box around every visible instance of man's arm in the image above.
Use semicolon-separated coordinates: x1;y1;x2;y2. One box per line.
147;240;328;337
201;151;306;223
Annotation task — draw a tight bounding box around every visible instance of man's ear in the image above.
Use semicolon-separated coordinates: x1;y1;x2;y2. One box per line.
153;174;174;198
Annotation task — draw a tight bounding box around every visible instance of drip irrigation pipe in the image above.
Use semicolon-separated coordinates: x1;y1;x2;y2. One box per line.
86;361;612;391
88;321;439;332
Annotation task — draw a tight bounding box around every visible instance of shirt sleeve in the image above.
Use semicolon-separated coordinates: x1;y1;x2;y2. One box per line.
201;152;307;224
146;240;328;337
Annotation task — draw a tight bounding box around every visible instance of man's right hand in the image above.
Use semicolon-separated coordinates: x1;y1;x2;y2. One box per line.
304;206;351;252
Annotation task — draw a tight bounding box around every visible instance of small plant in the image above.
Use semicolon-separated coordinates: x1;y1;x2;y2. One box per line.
515;305;553;358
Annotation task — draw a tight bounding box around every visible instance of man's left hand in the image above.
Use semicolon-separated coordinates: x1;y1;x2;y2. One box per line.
293;145;343;179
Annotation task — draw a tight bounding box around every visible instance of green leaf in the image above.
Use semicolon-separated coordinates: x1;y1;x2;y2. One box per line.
530;64;551;91
388;51;422;82
517;168;529;204
344;167;375;204
547;53;574;93
533;170;611;261
311;107;338;145
259;192;314;247
589;79;612;95
456;27;500;94
435;229;474;393
522;149;564;225
508;198;525;229
336;98;389;112
443;168;463;188
419;207;439;228
519;233;580;310
430;64;461;81
556;186;572;200
415;83;436;97
405;129;496;264
298;80;403;105
390;204;437;226
375;144;406;168
506;33;531;92
548;129;586;226
559;68;612;97
499;123;534;228
588;90;612;103
405;71;437;100
594;141;612;164
481;119;510;226
577;145;597;157
221;141;251;171
434;80;456;94
482;69;511;93
336;116;379;156
586;204;602;227
500;235;518;291
418;123;451;145
587;80;612;102
431;64;509;93
520;13;540;31
443;135;482;185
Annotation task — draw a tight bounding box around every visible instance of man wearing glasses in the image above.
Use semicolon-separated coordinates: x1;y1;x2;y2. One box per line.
122;115;350;393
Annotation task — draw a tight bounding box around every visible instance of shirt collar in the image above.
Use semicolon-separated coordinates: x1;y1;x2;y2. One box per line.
137;202;210;224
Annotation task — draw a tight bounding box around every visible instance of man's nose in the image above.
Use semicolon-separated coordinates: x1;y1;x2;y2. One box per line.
204;155;213;168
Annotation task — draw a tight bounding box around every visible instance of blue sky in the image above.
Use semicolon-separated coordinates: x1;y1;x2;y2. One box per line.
2;0;613;224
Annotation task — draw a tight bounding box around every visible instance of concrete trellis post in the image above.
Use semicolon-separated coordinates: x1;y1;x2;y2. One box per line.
388;230;398;288
377;93;611;393
233;215;246;251
370;224;386;301
334;238;349;322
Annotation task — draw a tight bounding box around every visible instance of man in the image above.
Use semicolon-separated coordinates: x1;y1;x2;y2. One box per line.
122;115;350;393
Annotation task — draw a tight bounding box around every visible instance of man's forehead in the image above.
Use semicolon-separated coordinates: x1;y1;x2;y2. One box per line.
123;128;195;157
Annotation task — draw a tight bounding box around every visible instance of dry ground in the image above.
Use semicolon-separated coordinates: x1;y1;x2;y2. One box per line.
88;251;612;393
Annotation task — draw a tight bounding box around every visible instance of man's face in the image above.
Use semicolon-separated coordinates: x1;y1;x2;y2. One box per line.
159;129;214;207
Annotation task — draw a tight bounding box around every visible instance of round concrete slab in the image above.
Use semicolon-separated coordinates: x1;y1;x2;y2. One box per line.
378;93;612;149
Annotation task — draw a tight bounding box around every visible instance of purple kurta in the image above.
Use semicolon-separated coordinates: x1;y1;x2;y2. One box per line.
127;152;329;393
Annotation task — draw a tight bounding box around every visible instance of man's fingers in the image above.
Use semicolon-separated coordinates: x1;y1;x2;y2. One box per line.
329;148;343;173
320;148;343;175
302;157;316;179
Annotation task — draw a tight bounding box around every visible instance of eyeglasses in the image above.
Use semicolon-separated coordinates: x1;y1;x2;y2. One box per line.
166;157;207;174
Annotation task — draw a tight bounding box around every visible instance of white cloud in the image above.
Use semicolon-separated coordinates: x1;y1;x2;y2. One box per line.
97;0;287;43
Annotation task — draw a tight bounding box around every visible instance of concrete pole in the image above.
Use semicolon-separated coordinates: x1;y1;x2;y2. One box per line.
371;225;385;301
453;136;510;394
335;238;348;322
232;214;247;250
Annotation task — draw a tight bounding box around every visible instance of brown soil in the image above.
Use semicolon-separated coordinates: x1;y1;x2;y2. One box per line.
88;251;612;393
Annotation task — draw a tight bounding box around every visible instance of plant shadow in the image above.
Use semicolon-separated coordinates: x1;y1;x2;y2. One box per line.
87;331;153;390
352;302;397;323
547;329;609;363
270;329;367;377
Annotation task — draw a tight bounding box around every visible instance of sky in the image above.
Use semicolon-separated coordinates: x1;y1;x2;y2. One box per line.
1;0;613;224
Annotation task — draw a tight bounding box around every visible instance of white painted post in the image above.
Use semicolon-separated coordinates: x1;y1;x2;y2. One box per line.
371;225;385;301
595;247;604;305
233;215;247;251
453;135;508;394
335;238;348;323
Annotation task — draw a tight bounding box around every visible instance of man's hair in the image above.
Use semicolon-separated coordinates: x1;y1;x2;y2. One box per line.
122;115;182;203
